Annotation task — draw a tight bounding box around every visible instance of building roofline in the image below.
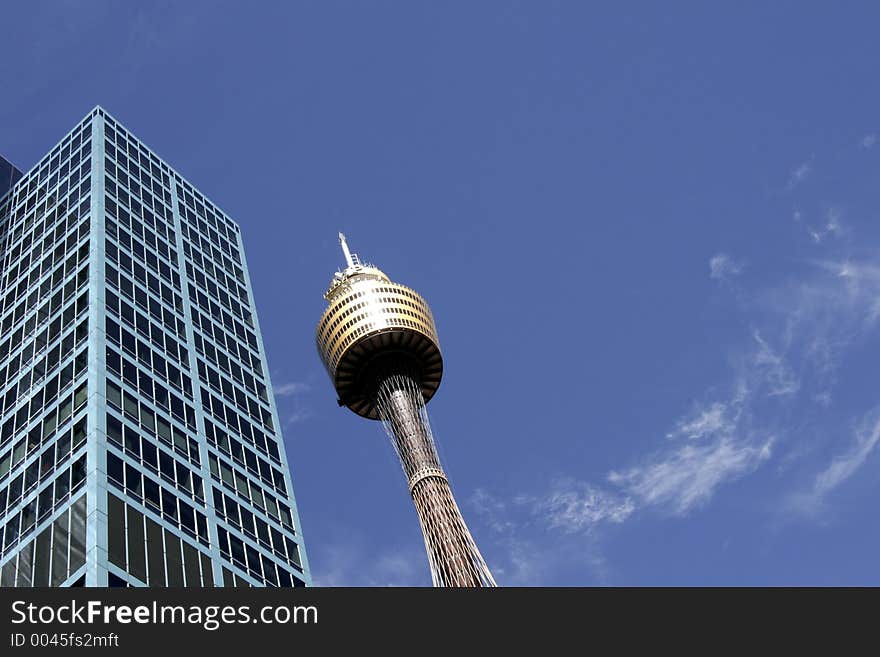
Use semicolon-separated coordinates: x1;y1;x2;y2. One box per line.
3;104;243;232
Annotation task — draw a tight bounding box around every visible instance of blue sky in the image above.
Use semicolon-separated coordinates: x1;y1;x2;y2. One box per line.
4;2;880;585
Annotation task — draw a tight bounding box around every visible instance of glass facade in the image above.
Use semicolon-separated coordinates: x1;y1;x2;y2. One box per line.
0;108;311;587
0;155;22;200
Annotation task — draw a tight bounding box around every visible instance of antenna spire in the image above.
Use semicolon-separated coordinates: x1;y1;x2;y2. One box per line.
339;232;355;268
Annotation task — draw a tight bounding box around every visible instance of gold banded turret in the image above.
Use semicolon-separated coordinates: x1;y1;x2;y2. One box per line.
315;244;443;419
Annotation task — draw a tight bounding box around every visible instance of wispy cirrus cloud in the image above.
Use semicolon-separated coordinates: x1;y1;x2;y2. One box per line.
746;252;880;520
472;480;633;539
472;141;880;582
471;334;789;573
607;331;786;516
673;402;730;439
273;381;314;427
283;408;313;427
311;537;429;587
785;157;814;191
787;410;880;517
471;411;773;581
471;288;811;573
807;207;845;244
470;483;628;585
751;331;800;397
832;260;880;327
813;412;880;499
761;257;880;385
609;437;773;516
526;481;635;532
471;245;880;584
474;246;880;579
470;488;517;534
471;393;775;581
709;253;745;281
274;381;311;397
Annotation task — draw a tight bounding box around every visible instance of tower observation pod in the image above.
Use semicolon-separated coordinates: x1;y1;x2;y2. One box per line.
316;234;497;587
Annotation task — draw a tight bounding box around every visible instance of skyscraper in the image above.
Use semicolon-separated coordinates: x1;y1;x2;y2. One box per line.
0;107;311;587
0;155;22;199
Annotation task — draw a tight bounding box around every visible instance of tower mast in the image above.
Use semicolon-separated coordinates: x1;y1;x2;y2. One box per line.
338;232;356;268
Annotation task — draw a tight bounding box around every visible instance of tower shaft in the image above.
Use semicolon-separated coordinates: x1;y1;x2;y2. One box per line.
376;373;496;587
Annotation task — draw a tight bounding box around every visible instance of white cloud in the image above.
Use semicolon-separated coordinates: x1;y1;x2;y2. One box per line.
470;486;623;585
283;408;313;426
274;381;313;427
709;253;745;281
670;402;731;440
470;488;516;534
491;537;548;586
274;381;310;397
475;250;880;576
608;437;773;516
751;331;799;397
861;134;877;149
826;207;843;234
273;381;314;428
741;253;880;518
532;481;635;532
785;157;813;191
473;288;802;528
786;410;880;518
311;540;429;587
602;318;802;517
602;319;799;517
807;207;845;243
766;257;880;383
474;481;633;539
813;413;880;498
830;260;880;327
